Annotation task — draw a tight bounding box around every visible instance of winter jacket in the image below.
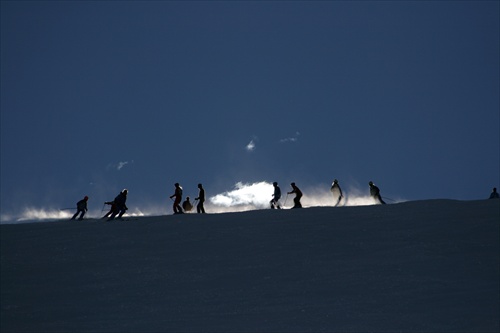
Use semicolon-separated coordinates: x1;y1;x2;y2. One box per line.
273;186;282;200
76;199;87;211
114;193;128;210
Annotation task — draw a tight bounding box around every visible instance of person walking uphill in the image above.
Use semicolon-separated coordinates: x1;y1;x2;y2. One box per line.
195;183;206;214
170;183;183;214
71;196;89;220
287;182;303;209
270;182;282;209
107;189;128;221
369;181;386;204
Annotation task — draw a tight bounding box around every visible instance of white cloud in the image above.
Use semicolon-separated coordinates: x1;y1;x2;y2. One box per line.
210;181;273;210
280;131;300;143
107;160;134;171
117;161;129;170
246;140;256;151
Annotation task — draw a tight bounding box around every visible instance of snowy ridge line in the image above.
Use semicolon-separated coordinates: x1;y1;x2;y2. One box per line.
0;198;495;226
1;181;405;223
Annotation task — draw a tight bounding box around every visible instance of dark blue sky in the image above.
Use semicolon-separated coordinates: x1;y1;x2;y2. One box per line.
1;1;499;218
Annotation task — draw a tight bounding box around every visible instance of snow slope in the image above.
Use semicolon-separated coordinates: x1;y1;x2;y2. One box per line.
1;199;499;332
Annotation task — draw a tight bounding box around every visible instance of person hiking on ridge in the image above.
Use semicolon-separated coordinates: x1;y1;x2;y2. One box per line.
287;182;303;209
330;179;343;207
107;189;128;220
71;196;89;220
170;183;183;214
195;183;206;214
369;181;386;204
270;182;282;209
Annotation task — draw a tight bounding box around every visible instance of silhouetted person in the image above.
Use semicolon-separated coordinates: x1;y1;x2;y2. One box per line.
170;183;183;214
330;179;343;207
287;182;303;209
369;181;386;204
195;183;206;214
182;196;193;212
102;200;116;219
71;196;88;220
270;182;282;209
490;187;499;199
108;189;128;220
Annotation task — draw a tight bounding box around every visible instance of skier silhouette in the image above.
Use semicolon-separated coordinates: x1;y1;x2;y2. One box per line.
107;189;128;220
330;179;343;207
369;181;386;204
287;182;303;209
71;196;88;220
170;183;183;214
102;200;116;219
195;183;206;214
270;182;282;209
490;187;499;199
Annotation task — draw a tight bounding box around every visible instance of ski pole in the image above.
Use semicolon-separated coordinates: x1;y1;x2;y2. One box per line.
189;199;198;213
283;194;289;207
59;208;74;211
382;197;396;203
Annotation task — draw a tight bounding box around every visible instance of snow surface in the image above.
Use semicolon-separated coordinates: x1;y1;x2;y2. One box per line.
1;199;499;332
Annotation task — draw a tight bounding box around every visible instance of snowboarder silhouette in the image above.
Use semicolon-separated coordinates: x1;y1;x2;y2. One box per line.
330;179;343;207
369;181;386;204
270;182;282;209
71;196;88;220
170;183;183;214
287;182;303;209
